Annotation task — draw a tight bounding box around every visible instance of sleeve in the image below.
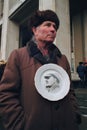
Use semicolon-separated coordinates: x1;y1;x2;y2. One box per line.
0;50;26;130
64;55;82;124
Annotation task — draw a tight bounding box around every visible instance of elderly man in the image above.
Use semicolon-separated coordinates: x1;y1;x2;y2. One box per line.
0;10;81;130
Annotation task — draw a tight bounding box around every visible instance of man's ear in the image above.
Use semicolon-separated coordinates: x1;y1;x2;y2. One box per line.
32;27;36;34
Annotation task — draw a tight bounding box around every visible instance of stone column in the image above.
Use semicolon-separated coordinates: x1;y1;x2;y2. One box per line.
0;0;9;60
39;0;55;11
83;11;87;61
1;0;19;60
6;21;19;59
55;0;71;64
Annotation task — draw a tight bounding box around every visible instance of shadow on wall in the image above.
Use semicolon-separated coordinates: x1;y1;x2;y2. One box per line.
0;60;6;130
0;60;6;80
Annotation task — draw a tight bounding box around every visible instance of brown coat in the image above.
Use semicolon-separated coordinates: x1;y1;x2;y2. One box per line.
0;43;80;130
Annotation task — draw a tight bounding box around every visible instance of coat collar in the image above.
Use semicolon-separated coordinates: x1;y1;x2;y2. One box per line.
26;37;62;65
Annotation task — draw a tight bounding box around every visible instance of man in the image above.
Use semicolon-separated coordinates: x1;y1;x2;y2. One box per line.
77;62;86;87
44;73;60;92
0;10;81;130
77;62;86;81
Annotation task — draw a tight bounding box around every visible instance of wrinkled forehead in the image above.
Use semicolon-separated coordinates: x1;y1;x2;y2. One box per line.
37;21;56;27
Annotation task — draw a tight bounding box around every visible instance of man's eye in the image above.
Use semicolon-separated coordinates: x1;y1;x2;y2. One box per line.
53;25;57;30
45;23;51;27
44;23;57;30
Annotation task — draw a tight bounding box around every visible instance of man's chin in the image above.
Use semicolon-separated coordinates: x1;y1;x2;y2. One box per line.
44;40;54;44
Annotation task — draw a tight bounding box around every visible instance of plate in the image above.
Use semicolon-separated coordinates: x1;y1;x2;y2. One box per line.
34;63;70;101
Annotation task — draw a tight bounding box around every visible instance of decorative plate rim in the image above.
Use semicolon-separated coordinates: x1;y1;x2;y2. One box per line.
34;63;70;101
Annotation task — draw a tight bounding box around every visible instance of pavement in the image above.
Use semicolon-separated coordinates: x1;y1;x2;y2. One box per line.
75;88;87;130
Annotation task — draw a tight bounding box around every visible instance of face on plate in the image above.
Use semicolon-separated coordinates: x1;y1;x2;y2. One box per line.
44;74;56;87
32;21;57;43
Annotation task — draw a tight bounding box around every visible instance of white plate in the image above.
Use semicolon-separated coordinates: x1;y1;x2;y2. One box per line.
34;63;70;101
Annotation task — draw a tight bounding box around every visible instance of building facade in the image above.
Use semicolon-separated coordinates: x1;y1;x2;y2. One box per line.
0;0;87;80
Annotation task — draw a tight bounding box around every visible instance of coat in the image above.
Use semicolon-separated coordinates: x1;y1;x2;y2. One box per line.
0;41;80;130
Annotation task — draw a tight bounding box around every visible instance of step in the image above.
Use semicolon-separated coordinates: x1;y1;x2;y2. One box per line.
79;106;87;115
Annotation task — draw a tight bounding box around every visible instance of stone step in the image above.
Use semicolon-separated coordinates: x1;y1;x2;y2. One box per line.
79;115;87;130
74;88;87;130
77;99;87;107
75;88;87;115
79;106;87;115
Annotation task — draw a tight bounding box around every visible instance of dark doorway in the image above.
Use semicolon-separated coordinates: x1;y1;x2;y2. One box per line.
9;0;39;47
19;24;32;47
69;0;87;18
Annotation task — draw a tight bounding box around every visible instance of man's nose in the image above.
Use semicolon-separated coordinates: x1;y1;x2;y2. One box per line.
50;25;56;32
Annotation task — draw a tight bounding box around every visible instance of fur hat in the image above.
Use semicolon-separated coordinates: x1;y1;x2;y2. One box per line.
29;10;60;30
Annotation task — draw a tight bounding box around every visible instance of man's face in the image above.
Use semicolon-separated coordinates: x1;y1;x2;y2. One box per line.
44;74;55;87
32;21;57;43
